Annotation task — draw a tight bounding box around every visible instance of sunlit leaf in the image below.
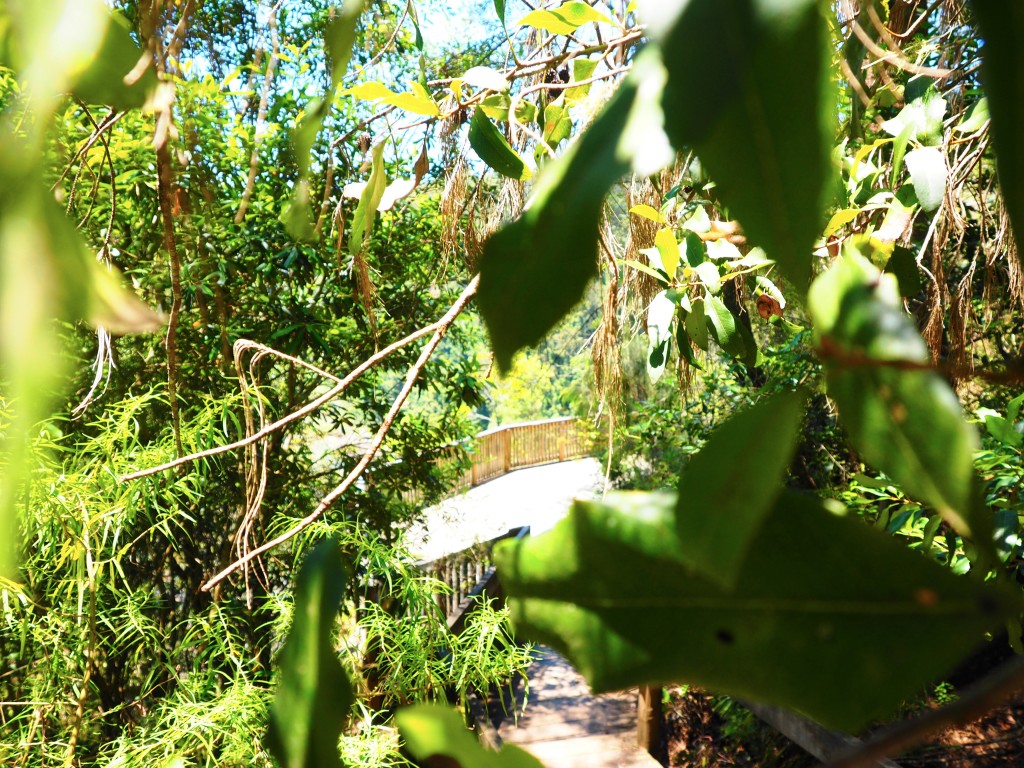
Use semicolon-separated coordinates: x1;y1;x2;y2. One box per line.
655;0;833;290
266;539;353;768
685;297;709;351
469;109;532;181
495;490;1018;731
462;66;508;92
904;146;946;212
647;289;676;382
954;97;989;134
654;227;678;280
881;88;946;146
346;81;439;116
349;142;387;255
398;703;543;767
519;2;612;35
87;258;166;334
629;204;665;224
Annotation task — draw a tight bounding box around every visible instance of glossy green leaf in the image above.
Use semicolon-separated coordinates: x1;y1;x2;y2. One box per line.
519;2;612;35
885;245;922;296
478;77;637;371
493;0;507;25
904;146;946;212
808;251;989;551
685;297;709;351
977;408;1023;448
954;97;990;134
655;0;833;290
683;232;706;267
398;703;543;768
705;294;737;349
647;289;676;383
468;109;532;181
348;142;387;256
675;390;806;586
969;0;1024;254
675;316;703;370
266;539;353;768
693;261;721;294
494;490;1018;731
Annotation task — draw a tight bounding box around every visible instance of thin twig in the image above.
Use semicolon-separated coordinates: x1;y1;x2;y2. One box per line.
851;19;953;80
200;274;480;591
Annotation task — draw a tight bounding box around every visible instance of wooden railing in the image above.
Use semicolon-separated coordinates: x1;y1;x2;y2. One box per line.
420;526;529;633
396;417;592;505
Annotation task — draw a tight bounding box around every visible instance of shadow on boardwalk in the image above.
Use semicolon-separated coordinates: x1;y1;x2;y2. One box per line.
496;646;662;768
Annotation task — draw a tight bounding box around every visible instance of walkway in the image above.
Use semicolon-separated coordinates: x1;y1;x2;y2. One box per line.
406;457;605;561
408;459;661;767
499;647;662;768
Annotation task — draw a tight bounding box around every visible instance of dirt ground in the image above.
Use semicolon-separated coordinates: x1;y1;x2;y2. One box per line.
663;687;1024;768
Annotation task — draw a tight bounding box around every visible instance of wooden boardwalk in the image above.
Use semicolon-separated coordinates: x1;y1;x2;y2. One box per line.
498;647;663;768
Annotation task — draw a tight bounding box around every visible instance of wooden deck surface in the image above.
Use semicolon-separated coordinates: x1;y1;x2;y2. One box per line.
498;647;663;768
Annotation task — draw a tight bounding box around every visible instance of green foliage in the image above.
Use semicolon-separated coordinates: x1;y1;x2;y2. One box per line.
478;74;637;371
969;0;1024;256
495;489;1017;731
398;703;543;768
266;539;353;768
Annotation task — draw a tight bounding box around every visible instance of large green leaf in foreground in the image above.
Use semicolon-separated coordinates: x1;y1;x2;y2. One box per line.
809;251;992;559
675;389;806;588
478;75;637;371
969;0;1024;255
266;539;353;768
495;491;1016;731
398;703;543;768
654;0;833;290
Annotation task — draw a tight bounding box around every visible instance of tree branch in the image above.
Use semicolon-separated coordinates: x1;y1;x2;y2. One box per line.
200;274;480;591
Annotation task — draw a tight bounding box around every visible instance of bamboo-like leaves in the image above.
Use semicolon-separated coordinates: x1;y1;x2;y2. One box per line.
495;491;1017;731
266;539;353;768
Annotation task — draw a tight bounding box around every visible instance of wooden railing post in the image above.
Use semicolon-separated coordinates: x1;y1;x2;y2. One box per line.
637;686;662;755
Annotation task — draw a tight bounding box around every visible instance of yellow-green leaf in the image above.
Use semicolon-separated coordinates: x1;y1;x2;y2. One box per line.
519;2;612;35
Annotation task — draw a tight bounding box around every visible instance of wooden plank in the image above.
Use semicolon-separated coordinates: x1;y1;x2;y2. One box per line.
744;701;904;767
636;686;662;753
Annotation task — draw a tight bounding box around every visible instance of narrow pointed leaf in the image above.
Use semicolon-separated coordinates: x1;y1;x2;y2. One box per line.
349;142;387;255
266;539;353;768
495;491;1018;731
468;109;532;181
479;77;638;371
